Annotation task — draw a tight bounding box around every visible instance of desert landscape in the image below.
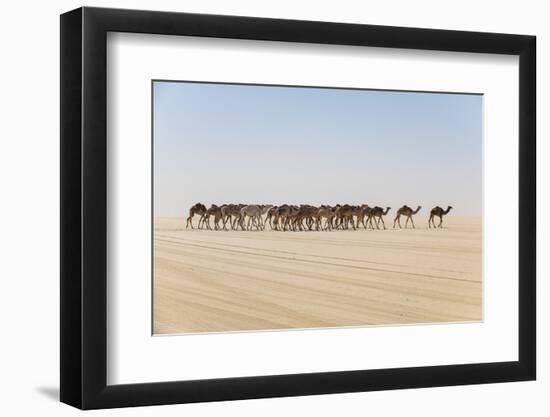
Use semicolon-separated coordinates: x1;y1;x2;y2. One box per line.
153;216;482;334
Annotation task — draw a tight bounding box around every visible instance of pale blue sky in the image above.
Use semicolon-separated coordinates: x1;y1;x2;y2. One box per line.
153;81;482;217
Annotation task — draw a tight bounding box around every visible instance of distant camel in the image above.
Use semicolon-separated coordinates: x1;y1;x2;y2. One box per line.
240;204;273;230
273;205;290;231
295;205;318;231
315;205;336;231
356;204;371;229
428;206;453;228
284;206;301;231
393;205;421;229
335;204;357;230
264;206;279;229
221;204;246;230
185;202;207;229
368;206;391;230
203;204;223;230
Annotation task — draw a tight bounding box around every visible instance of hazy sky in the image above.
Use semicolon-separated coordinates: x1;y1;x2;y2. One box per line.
153;81;482;217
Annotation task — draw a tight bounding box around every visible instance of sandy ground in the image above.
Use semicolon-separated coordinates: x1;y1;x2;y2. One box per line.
153;216;482;334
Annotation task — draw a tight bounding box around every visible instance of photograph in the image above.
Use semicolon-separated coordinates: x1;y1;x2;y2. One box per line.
55;3;537;411
152;80;483;335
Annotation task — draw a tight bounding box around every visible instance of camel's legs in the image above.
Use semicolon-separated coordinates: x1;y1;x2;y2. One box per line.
404;216;409;228
428;215;433;228
186;216;193;229
438;215;443;228
380;216;386;230
257;215;263;231
394;215;402;228
226;215;233;230
238;216;245;231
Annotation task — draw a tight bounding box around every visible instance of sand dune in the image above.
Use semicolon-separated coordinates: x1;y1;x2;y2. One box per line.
153;216;482;334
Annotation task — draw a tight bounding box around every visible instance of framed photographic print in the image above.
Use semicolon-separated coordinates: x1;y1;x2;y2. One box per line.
60;6;536;409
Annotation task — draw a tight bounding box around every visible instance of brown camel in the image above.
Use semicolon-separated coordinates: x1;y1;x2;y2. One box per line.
315;205;336;231
428;206;453;228
264;206;279;229
368;206;391;230
221;204;245;230
393;205;422;229
203;204;223;230
356;204;371;229
334;204;357;230
294;205;318;231
185;202;207;229
283;205;301;231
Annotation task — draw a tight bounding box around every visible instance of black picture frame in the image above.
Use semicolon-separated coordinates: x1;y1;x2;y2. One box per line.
60;6;536;410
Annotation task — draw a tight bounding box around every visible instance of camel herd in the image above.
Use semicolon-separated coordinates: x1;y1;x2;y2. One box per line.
185;203;453;231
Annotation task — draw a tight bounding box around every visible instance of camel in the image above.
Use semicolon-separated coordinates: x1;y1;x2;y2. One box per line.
428;206;453;228
356;204;371;229
393;205;421;229
334;204;357;230
203;204;223;230
294;205;318;231
272;205;289;231
264;206;279;229
282;205;301;231
221;204;245;230
185;202;207;229
277;205;303;231
315;205;336;231
368;206;391;230
240;204;273;231
273;205;289;231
